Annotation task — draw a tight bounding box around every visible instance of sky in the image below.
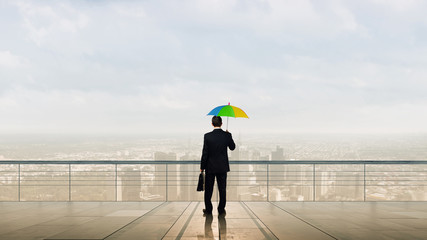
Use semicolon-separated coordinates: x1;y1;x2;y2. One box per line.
1;0;427;136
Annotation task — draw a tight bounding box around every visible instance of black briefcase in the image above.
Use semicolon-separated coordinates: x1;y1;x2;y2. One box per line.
197;171;205;192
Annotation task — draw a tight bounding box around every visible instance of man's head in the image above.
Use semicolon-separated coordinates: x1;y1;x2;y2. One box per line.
212;116;222;127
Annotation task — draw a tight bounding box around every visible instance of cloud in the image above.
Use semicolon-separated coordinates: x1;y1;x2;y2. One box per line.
15;1;89;46
1;0;427;134
143;0;365;40
371;0;424;12
113;2;146;18
0;51;27;68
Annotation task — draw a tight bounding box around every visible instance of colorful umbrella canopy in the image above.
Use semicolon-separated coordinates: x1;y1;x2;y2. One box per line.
207;103;249;118
207;103;248;130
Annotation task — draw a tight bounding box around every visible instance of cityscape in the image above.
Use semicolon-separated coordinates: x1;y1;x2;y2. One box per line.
1;133;427;161
1;133;426;202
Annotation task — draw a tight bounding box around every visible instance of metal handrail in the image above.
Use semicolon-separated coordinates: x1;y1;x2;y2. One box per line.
1;160;427;164
1;160;427;202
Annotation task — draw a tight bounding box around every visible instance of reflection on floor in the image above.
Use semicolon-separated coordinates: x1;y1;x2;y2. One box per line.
0;201;426;239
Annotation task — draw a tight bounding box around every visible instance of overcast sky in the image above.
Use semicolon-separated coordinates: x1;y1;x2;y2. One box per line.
1;0;427;136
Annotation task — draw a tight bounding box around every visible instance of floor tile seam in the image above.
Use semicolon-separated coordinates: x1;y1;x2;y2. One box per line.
0;205;49;214
0;225;70;239
64;202;119;216
160;202;193;240
0;203;67;216
36;203;110;227
42;214;150;227
43;218;145;240
83;201;166;240
32;216;100;228
172;202;201;240
0;214;69;236
270;202;338;240
240;202;279;240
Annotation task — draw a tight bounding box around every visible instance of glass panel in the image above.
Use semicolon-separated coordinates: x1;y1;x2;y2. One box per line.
167;164;204;201
269;164;313;201
20;164;69;201
1;162;426;202
315;164;364;201
228;164;267;201
71;164;115;201
117;164;166;201
366;164;427;201
0;164;19;201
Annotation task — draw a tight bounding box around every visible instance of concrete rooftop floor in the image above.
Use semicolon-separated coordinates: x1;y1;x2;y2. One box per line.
1;201;427;240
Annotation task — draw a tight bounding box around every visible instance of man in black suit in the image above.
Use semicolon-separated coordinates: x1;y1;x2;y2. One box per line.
200;116;236;215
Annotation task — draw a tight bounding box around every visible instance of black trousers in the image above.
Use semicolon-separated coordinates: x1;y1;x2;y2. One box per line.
204;172;227;212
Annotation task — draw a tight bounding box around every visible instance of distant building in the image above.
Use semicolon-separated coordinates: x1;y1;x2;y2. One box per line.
154;152;176;161
271;146;285;160
230;146;240;160
239;147;249;160
252;151;261;160
180;153;199;160
118;165;141;201
252;150;270;161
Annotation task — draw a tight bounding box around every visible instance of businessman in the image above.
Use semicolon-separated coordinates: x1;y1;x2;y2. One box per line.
200;116;236;215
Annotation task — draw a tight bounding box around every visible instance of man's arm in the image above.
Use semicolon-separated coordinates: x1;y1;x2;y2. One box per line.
200;135;208;171
228;132;236;150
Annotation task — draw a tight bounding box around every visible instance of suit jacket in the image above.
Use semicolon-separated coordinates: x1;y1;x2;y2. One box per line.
201;129;236;174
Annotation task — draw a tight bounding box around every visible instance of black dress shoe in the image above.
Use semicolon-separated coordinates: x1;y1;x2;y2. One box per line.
218;209;226;216
203;209;212;215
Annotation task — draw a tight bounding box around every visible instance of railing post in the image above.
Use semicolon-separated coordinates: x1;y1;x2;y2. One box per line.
18;164;21;202
364;164;366;202
115;164;118;202
313;164;316;202
69;164;71;202
267;163;269;202
166;164;168;202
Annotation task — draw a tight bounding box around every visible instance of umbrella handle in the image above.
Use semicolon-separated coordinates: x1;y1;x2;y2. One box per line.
226;116;229;131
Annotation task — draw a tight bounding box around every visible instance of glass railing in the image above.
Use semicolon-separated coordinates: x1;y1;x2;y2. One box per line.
1;160;426;201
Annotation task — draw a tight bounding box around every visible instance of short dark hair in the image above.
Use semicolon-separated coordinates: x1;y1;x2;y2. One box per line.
212;116;222;127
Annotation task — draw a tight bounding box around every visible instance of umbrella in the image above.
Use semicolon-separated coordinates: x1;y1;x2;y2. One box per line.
207;102;249;130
